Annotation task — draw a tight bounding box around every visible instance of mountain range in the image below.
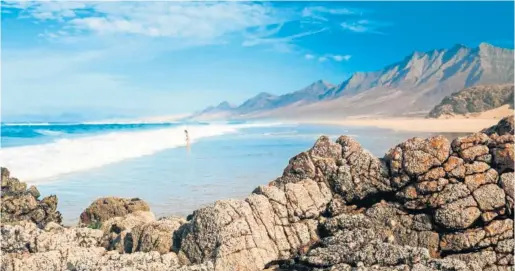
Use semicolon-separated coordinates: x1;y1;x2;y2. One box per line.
189;43;514;120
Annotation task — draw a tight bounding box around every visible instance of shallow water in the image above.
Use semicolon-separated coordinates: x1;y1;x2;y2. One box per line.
0;122;467;225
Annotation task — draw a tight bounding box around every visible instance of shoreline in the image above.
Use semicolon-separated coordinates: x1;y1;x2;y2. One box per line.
2;116;513;270
285;117;507;133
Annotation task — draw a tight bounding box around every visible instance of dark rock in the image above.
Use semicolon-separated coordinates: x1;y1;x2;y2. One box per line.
79;197;150;227
0;167;62;227
482;115;515;136
428;84;514;118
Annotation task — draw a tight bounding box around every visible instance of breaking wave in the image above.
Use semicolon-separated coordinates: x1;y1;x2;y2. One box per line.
0;124;240;182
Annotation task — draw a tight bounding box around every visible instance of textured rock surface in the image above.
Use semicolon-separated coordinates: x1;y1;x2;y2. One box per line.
1;168;62;227
428;83;514;118
2;116;514;271
79;197;150;227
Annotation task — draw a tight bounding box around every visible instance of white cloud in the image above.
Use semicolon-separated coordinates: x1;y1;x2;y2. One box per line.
242;27;327;48
340;20;388;34
303;6;357;16
305;53;351;62
5;2;289;40
7;1;88;21
6;1;364;52
332;54;352;61
301;6;358;22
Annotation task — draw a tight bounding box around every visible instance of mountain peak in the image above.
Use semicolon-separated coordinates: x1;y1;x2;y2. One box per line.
479;42;495;49
254;92;275;99
451;43;467;50
215;101;234;110
309;79;333;88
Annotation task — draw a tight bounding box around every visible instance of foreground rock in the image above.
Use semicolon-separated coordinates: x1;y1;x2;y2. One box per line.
1;116;514;271
79;197;150;228
1;168;62;227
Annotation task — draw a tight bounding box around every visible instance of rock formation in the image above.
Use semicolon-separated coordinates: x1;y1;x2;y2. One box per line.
428;83;514;118
1;168;62;227
79;197;150;228
193;43;514;120
1;116;514;271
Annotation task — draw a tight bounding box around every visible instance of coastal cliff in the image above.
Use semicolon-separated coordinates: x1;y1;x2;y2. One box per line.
1;116;514;271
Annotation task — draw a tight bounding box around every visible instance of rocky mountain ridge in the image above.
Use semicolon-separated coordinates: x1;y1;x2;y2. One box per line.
193;43;513;120
1;116;514;271
189;80;334;120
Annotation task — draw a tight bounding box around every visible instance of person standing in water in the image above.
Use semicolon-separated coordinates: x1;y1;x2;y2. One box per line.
184;129;190;150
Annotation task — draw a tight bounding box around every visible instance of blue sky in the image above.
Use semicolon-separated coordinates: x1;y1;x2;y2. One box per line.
1;1;514;121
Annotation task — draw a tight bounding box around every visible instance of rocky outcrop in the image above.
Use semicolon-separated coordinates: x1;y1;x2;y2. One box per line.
428;83;514;118
1;116;514;271
1;220;208;271
79;197;150;227
1;168;62;227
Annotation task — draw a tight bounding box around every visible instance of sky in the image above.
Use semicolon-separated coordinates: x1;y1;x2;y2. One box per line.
1;1;514;121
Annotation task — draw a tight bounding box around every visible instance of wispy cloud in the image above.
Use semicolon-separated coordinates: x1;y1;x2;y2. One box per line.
305;53;352;62
3;1;88;20
340;19;390;34
301;6;360;22
4;2;288;41
242;27;327;48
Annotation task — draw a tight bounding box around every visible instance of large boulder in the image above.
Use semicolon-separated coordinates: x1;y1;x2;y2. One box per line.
79;197;150;227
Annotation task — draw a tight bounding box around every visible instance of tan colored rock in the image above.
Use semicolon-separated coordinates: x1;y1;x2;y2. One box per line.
385;136;450;186
493;143;514;172
465;161;490;175
452;133;490;152
460;145;490;162
435;196;481;230
499;172;514;214
440;229;486;252
100;211;155;253
464;169;498;191
472;184;506;211
131;216;186;254
79;197;150;227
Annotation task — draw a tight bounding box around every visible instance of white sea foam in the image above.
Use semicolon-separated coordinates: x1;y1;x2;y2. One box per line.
0;124;240;183
34;129;67;136
3;122;52;126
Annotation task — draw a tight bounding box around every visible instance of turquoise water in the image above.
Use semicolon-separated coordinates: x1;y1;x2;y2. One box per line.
1;121;446;225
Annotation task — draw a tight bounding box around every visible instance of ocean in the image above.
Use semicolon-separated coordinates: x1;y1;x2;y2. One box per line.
0;121;457;225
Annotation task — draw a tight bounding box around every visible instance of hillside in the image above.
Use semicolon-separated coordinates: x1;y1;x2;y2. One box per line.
191;43;513;120
189;80;334;120
428;84;514;118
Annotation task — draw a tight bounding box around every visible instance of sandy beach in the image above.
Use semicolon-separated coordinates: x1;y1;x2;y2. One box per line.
296;118;502;133
283;104;513;133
